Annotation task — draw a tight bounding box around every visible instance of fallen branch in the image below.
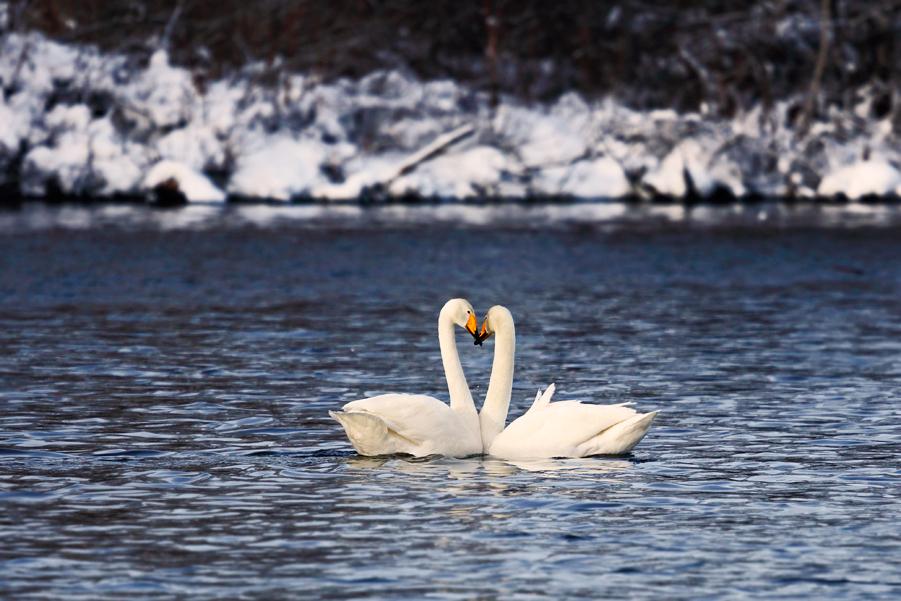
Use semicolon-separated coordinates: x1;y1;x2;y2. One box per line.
314;123;476;201
385;123;476;185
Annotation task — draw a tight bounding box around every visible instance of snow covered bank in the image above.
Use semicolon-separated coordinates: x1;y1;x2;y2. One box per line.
817;161;901;201
0;33;899;203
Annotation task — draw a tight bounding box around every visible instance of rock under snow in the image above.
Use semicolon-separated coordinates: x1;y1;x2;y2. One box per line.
644;139;745;198
532;157;630;199
143;160;225;202
818;161;901;200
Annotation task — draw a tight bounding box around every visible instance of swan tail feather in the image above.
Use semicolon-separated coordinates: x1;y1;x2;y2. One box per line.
330;410;418;456
527;383;556;414
576;411;658;456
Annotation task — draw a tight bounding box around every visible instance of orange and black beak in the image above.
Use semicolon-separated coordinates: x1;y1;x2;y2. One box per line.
465;312;479;341
473;318;492;346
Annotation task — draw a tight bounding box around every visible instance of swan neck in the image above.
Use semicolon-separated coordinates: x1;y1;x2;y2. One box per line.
438;314;475;417
480;319;514;449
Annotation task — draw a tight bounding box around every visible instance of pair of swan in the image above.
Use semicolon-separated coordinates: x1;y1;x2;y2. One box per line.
330;299;658;459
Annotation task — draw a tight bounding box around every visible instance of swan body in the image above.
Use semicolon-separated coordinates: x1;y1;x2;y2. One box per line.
486;384;658;459
478;306;658;459
331;394;481;457
330;299;482;458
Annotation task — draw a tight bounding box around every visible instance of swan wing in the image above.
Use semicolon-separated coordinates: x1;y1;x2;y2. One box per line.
329;410;409;456
336;393;479;457
524;383;556;415
525;400;639;447
341;394;455;442
576;411;659;456
489;399;640;459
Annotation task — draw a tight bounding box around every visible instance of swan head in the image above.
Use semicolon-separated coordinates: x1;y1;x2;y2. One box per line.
476;305;513;345
440;298;479;340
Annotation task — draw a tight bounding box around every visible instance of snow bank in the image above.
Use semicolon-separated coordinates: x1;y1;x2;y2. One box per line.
818;161;901;200
229;135;327;201
494;103;587;168
390;146;510;198
0;97;20;154
312;155;398;201
86;118;145;195
644;139;745;198
21;104;148;196
126;50;197;130
23;105;93;193
144;160;225;202
533;157;630;198
1;32;899;202
156;125;225;173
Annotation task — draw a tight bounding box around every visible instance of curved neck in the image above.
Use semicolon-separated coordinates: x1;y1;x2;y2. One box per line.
480;319;514;449
438;314;476;417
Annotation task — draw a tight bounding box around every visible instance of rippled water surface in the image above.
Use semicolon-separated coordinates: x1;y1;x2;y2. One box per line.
1;204;899;599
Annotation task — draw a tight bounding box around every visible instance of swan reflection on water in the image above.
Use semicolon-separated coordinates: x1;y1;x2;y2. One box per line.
487;456;634;477
342;453;637;519
344;454;636;480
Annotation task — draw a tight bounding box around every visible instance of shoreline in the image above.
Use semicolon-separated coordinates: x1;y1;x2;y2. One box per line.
1;33;899;208
5;198;901;233
2;190;900;208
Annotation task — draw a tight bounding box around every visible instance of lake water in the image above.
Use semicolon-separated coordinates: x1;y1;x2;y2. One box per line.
1;203;899;599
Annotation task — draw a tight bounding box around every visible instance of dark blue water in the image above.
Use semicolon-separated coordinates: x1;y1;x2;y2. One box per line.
1;204;899;599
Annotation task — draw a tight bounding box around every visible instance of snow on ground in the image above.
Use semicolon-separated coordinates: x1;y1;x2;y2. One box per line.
126;50;197;130
0;31;898;202
23;105;92;194
229;134;329;201
83;118;145;195
0;96;21;153
494;102;587;168
156;124;225;173
390;145;510;199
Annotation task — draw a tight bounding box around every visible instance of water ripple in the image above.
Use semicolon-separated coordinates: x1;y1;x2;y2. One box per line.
0;213;899;598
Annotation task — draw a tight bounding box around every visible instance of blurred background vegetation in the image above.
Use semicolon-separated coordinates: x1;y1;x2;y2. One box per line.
5;0;899;119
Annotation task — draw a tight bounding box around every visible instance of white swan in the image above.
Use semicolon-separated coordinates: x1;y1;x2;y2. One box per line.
476;305;658;459
330;298;482;458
